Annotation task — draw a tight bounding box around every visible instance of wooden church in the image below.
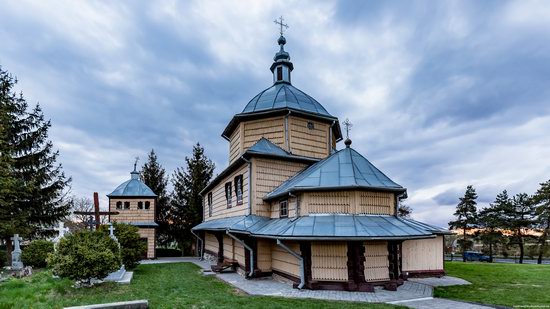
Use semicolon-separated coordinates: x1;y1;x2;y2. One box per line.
192;26;449;291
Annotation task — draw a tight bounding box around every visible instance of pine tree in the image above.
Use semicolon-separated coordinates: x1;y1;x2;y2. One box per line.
449;185;478;262
533;180;550;264
170;143;214;255
141;149;170;246
477;190;509;262
505;193;535;264
0;67;71;261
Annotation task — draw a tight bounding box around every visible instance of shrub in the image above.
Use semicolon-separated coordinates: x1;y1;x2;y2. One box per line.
48;230;121;283
21;240;54;268
99;223;146;269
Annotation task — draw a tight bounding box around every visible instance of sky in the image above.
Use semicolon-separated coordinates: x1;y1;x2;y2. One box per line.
1;0;549;227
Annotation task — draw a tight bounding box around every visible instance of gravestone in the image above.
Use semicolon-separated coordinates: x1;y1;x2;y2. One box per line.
104;223;127;282
11;234;24;270
53;222;70;246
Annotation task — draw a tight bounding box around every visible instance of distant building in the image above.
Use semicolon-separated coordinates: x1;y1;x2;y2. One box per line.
193;30;450;291
108;166;158;259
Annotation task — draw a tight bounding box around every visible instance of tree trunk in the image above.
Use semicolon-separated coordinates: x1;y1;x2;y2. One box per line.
489;242;493;263
518;235;524;264
538;229;548;264
462;228;467;262
4;237;12;265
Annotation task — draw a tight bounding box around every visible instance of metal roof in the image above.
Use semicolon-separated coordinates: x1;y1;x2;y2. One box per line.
107;171;157;197
246;138;319;162
264;146;405;201
124;221;159;227
192;214;449;240
242;83;333;118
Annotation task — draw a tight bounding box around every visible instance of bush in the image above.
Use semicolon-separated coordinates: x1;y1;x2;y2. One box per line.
99;223;146;269
48;230;121;283
21;240;54;268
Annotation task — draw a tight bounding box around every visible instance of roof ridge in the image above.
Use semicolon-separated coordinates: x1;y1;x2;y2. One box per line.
272;84;285;109
350;148;401;187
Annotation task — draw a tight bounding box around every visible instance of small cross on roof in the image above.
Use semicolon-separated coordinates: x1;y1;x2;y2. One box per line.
343;118;353;139
274;16;289;36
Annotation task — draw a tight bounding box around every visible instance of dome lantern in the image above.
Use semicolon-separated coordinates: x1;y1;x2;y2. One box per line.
270;17;293;84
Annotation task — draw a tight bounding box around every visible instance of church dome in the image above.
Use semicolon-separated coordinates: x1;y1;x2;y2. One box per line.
241;83;333;118
107;171;157;197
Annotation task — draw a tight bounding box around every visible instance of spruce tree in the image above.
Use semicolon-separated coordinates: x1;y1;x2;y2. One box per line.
141;149;170;246
449;185;478;262
533;180;550;264
170;143;214;255
0;67;71;260
505;193;535;264
477;190;509;262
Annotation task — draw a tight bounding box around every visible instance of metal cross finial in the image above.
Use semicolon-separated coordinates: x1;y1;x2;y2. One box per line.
343;118;353;139
274;16;289;36
133;156;139;172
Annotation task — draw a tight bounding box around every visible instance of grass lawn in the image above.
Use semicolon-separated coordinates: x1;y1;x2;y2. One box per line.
435;261;550;307
0;263;399;309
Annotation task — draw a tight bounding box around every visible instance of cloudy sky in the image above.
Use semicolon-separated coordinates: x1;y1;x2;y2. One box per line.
1;0;549;227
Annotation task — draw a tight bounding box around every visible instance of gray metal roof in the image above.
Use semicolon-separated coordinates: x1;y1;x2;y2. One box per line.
246;138;319;162
264;146;405;201
125;221;158;227
108;171;157;197
193;214;449;240
242;83;333;118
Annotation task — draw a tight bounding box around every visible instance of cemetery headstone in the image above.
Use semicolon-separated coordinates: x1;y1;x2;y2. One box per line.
11;234;24;270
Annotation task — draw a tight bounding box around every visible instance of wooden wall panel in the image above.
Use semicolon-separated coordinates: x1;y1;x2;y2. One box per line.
303;192;351;214
257;239;272;272
204;233;218;254
137;228;155;259
229;124;241;164
289;116;330;159
242;117;285;150
109;198;155;222
269;197;297;218
271;241;301;277
358;192;395;215
364;242;389;282
223;235;234;260
402;236;444;272
234;240;246;266
204;164;249;221
311;242;348;281
252;158;307;217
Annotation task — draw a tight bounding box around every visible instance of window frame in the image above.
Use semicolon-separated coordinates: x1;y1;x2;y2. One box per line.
234;175;244;205
123;201;130;210
208;192;213;217
138;201;144;210
225;182;232;208
144;201;150;210
116;201;122;210
279;200;288;218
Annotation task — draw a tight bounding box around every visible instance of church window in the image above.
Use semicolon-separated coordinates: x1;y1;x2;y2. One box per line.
208;192;213;217
277;67;283;81
116;201;122;209
138;201;143;209
307;121;314;130
234;175;244;205
145;201;150;210
225;182;232;208
279;200;288;218
123;201;130;209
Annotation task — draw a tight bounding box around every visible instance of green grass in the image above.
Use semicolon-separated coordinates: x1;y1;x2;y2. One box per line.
435;261;550;307
0;263;398;309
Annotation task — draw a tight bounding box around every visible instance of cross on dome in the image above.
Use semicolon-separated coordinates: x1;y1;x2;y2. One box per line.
274;16;289;36
343;118;353;147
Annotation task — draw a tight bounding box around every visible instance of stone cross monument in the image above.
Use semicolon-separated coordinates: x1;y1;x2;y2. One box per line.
11;234;24;270
53;222;70;244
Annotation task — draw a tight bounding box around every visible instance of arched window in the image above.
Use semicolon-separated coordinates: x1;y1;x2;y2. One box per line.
234;175;243;205
145;201;150;210
225;182;232;208
138;201;143;209
116;201;122;210
124;201;130;209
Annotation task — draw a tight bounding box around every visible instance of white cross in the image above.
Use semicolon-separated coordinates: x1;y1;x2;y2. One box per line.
11;234;22;251
108;223;116;237
54;222;69;238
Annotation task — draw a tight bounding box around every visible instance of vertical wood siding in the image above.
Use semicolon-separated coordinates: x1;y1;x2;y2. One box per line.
252;158;307;217
242;117;285;150
223;235;234;260
204;233;218;254
229;124;241;164
269;197;297;218
402;236;444;271
257;239;272;272
137;228;155;258
289;116;330;159
358;192;395;215
204;164;249;221
364;242;389;282
109;198;155;222
271;241;301;277
233;240;246;266
311;242;348;281
301;191;395;215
